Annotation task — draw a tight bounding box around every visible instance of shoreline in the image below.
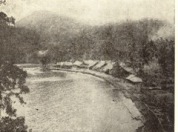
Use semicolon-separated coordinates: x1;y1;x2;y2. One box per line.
50;67;164;132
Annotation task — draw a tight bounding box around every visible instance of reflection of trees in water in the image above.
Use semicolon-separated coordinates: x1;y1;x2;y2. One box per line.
0;12;29;131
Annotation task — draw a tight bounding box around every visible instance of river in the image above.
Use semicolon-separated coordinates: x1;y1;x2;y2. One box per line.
13;67;142;132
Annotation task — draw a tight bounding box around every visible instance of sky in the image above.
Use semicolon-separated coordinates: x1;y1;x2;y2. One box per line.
0;0;175;25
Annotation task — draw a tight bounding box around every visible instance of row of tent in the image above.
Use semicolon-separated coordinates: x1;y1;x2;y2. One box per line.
55;60;142;83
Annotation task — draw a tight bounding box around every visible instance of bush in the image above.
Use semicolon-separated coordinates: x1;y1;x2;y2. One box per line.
0;117;28;132
142;61;162;87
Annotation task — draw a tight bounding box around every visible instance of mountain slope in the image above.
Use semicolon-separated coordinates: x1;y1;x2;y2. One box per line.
16;11;174;62
17;11;83;46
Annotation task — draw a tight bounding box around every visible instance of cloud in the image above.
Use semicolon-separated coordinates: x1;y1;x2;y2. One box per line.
1;0;174;25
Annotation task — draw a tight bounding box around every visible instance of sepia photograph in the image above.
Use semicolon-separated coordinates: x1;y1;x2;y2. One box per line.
0;0;175;131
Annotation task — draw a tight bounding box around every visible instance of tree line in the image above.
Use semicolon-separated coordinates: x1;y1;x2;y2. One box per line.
0;12;29;131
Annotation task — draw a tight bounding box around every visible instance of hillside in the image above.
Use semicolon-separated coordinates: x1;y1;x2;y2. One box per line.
17;10;83;47
16;11;174;62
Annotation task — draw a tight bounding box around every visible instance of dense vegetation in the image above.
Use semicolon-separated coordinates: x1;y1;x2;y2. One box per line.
0;12;29;131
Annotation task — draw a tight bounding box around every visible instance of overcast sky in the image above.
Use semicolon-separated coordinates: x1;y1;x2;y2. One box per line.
1;0;175;25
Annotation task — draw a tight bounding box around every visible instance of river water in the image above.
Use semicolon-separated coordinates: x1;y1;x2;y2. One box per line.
13;67;142;132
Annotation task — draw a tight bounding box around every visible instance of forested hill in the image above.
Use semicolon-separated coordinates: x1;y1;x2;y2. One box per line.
16;11;83;47
16;10;174;63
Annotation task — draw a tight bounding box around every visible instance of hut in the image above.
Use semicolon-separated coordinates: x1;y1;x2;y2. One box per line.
126;74;143;92
110;62;130;78
84;60;99;69
92;61;107;71
73;61;88;69
126;74;142;83
101;61;115;74
60;62;73;69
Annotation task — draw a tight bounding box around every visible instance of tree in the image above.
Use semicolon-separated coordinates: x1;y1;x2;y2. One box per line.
142;40;157;64
158;39;174;78
38;50;50;71
0;116;27;132
0;12;29;132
